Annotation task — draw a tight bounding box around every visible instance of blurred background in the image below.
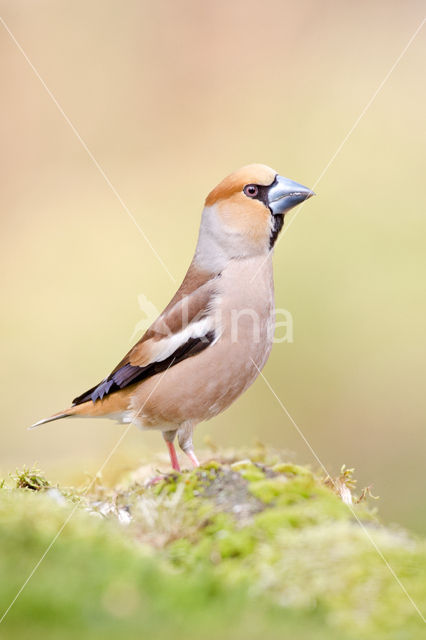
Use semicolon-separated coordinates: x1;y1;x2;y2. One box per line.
1;1;425;532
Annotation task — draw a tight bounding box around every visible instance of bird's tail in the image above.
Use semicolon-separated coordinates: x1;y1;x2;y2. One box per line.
29;404;83;429
29;391;132;429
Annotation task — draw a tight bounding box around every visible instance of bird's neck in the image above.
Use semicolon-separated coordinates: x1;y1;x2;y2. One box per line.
194;206;270;273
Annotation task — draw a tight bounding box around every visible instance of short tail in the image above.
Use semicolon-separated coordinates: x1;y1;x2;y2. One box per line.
29;407;79;430
29;391;131;429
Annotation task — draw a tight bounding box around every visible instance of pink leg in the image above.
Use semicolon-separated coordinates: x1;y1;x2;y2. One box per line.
185;449;200;468
177;423;199;468
166;440;181;471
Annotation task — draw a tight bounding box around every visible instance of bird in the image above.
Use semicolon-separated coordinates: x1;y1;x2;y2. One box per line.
31;164;314;471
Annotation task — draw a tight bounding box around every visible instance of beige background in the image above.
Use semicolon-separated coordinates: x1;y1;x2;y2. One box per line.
1;0;425;532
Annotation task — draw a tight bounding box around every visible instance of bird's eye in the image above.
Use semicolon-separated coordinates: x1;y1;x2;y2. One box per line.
244;184;259;198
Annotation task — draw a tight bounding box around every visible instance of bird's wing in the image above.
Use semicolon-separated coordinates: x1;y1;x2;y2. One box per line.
72;277;220;405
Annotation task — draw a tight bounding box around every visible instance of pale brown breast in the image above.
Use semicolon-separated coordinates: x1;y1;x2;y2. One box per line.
129;255;275;428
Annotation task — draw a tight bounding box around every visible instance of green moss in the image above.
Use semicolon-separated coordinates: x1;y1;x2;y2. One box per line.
248;473;327;506
0;491;317;640
12;466;50;491
249;477;289;503
216;527;257;559
201;460;222;472
271;462;312;476
230;460;266;482
0;455;425;640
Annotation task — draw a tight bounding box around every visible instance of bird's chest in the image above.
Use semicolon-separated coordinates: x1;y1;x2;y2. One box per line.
215;257;275;369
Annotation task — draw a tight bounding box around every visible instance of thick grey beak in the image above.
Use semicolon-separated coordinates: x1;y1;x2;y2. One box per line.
268;175;315;215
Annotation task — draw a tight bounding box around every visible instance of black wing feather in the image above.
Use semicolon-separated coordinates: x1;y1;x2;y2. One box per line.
72;331;215;406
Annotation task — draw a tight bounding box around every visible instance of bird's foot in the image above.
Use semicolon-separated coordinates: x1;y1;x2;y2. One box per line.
145;475;163;487
185;449;200;468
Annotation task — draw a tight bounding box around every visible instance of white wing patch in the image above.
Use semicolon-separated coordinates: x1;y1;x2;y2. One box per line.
152;316;217;363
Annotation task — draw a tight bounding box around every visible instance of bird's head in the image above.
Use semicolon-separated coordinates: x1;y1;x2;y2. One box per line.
195;164;314;272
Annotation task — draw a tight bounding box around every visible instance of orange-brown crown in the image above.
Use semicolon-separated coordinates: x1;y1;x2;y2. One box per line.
205;164;277;207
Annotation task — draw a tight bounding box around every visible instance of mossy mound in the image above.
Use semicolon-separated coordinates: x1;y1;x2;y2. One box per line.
0;457;425;639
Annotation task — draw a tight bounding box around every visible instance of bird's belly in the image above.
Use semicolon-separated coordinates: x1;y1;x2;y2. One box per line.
130;330;273;429
130;260;275;429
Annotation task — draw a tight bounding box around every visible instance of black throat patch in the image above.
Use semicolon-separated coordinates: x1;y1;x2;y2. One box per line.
269;214;284;249
250;177;283;249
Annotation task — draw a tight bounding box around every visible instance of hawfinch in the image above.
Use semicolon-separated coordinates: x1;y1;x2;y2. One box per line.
32;164;314;470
